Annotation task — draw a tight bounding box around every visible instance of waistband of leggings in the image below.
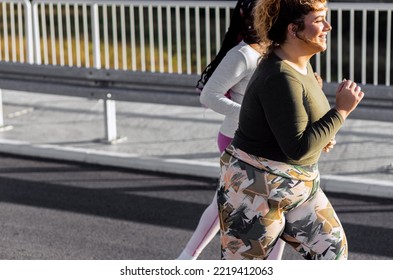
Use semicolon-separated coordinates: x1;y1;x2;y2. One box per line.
224;145;319;181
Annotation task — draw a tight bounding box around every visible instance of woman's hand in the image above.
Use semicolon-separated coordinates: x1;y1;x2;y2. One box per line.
323;138;336;153
334;79;365;120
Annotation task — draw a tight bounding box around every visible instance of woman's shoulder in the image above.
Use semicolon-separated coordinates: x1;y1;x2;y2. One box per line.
237;42;261;59
257;55;284;76
226;41;261;70
256;58;302;88
224;41;257;58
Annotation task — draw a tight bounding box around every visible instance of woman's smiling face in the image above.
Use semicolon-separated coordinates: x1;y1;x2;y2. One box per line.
295;2;332;53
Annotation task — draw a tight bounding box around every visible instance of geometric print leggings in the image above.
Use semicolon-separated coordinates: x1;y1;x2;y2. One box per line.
217;145;348;260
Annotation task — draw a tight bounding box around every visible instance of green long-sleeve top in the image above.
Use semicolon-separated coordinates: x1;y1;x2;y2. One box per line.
232;53;344;166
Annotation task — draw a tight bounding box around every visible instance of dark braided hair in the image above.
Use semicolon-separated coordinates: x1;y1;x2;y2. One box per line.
196;0;259;91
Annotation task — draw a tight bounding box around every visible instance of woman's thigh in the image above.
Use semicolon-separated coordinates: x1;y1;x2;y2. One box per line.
282;186;348;260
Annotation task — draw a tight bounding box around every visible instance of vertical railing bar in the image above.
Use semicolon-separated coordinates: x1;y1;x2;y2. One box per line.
185;6;191;74
10;3;17;62
205;7;211;67
166;6;173;73
33;1;41;64
195;6;201;74
74;3;81;67
130;5;137;71
313;3;321;81
82;4;89;67
349;9;354;81
139;5;146;72
49;3;57;65
215;7;220;54
326;8;331;82
112;4;119;70
40;3;48;64
103;4;109;69
120;5;127;70
373;10;379;85
158;5;164;72
175;6;182;74
337;9;342;82
315;53;321;77
361;9;367;84
24;0;34;63
3;3;9;61
91;2;101;69
57;3;64;66
65;3;73;66
225;6;230;30
386;9;391;86
148;5;155;72
17;3;24;63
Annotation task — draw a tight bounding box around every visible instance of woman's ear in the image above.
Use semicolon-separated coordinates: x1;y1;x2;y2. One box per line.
288;23;297;37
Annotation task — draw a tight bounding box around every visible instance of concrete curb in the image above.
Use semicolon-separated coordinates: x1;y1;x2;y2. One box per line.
320;175;393;199
0;139;220;178
0;139;392;199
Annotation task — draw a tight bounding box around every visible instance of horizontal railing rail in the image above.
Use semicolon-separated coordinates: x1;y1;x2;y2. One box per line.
0;61;200;106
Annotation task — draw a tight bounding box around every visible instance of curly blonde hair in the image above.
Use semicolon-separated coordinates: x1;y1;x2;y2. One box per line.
253;0;327;56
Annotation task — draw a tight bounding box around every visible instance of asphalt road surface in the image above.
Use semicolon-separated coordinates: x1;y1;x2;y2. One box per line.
0;153;392;260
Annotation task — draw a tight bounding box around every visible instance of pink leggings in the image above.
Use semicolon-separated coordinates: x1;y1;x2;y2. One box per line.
177;132;286;259
217;132;233;154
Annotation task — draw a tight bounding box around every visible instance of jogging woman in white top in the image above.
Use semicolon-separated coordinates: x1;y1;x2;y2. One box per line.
177;0;286;260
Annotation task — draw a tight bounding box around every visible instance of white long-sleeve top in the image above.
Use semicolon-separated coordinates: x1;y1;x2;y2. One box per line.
200;41;261;138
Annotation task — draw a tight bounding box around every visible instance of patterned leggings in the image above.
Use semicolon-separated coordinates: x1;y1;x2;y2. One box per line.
217;146;348;260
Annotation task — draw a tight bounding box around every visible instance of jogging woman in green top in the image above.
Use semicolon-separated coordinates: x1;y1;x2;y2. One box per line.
217;0;364;260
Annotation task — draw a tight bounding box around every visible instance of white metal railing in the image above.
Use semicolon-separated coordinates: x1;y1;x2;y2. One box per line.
320;2;393;86
31;0;234;74
0;0;33;63
0;1;392;85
